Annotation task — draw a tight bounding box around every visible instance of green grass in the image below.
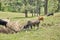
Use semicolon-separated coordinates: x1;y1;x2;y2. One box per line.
0;12;60;40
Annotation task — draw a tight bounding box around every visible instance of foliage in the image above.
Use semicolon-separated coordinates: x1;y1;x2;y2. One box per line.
48;0;58;13
0;0;59;13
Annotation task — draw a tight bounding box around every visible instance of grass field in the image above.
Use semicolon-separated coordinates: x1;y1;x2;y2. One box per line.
0;12;60;40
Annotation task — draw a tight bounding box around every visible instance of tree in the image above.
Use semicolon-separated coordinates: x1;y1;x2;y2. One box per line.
58;0;60;11
1;0;22;12
56;0;60;12
28;0;34;17
44;0;48;15
0;2;1;11
1;0;58;15
25;9;28;17
48;0;58;13
23;0;28;17
37;0;41;16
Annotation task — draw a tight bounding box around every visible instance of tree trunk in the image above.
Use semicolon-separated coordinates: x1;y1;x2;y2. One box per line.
44;0;48;15
0;2;1;11
38;7;40;16
25;9;28;17
24;0;28;17
31;10;34;17
56;0;60;12
37;0;41;16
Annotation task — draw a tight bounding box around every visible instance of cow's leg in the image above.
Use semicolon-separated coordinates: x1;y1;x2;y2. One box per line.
36;23;39;30
30;25;32;29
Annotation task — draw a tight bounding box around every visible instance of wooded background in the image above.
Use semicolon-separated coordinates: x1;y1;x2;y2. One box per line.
0;0;60;17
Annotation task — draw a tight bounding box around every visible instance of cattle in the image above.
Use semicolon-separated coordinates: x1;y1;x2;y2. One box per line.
0;17;10;27
38;16;44;21
23;19;40;30
0;19;8;27
47;13;54;16
0;20;21;34
0;27;14;34
23;23;30;29
6;21;20;33
28;20;40;29
23;16;44;30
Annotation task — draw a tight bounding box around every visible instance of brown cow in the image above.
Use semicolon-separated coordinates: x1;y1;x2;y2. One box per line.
38;16;44;21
